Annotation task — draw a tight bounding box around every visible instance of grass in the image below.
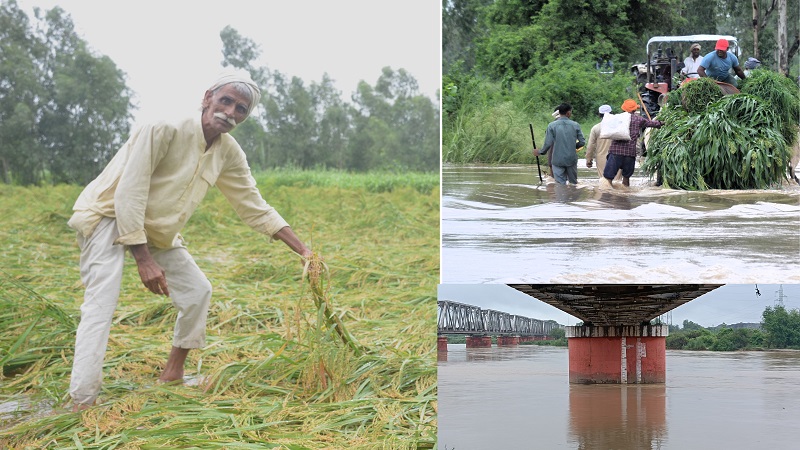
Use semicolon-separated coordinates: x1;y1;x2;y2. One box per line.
0;169;438;449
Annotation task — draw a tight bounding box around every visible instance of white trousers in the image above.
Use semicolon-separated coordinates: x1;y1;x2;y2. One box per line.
69;217;212;406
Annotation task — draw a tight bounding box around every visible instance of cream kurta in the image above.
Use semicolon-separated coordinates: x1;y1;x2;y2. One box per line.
585;122;621;180
68;117;289;248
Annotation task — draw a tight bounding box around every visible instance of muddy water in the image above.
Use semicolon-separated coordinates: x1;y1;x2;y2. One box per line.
441;163;800;283
437;345;800;449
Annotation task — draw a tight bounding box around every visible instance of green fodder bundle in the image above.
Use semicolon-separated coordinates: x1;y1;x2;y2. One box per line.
680;77;725;114
644;94;790;190
739;69;800;145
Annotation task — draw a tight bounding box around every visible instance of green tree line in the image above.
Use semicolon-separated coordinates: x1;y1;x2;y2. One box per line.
0;1;440;186
666;306;800;351
442;0;799;164
443;305;800;350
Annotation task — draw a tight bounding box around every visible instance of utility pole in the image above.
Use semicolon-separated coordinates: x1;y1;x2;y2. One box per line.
775;285;787;308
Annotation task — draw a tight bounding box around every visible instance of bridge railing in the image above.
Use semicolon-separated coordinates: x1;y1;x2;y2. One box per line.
438;300;562;336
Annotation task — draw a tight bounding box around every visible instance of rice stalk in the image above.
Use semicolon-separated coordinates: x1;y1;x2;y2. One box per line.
302;254;363;357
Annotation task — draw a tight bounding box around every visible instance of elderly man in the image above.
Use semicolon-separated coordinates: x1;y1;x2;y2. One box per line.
66;69;312;412
697;39;746;87
680;43;703;79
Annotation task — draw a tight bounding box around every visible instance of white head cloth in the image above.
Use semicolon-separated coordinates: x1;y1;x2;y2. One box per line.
208;68;261;116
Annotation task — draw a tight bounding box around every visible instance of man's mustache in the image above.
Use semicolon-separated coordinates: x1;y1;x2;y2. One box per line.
213;112;237;127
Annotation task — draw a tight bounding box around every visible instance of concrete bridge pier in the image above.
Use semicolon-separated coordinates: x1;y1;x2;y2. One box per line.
438;336;448;352
496;336;520;346
566;325;668;384
465;335;492;348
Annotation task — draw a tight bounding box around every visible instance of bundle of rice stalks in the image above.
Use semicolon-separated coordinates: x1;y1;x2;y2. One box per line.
644;94;790;190
303;252;362;357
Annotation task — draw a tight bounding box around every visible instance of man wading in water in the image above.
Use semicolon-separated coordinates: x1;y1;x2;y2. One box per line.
66;68;312;412
602;99;663;188
533;103;585;185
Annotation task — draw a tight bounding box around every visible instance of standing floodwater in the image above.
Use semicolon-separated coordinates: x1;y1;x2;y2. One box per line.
437;345;800;449
441;163;800;283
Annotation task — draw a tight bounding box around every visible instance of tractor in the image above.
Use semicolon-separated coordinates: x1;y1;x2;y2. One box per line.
630;34;740;117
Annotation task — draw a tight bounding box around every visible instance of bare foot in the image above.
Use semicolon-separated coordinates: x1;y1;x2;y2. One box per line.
158;346;190;383
71;401;94;412
158;369;185;384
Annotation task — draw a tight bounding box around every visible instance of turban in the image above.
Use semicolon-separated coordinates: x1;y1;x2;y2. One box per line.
208;68;261;117
621;99;639;113
745;57;761;70
598;104;612;114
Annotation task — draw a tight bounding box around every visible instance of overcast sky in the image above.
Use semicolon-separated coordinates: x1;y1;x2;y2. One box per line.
15;0;440;126
438;284;800;328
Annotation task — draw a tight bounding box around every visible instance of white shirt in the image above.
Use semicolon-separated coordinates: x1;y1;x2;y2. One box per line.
681;55;702;78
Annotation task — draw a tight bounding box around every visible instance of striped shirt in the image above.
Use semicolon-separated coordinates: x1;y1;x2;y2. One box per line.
609;114;663;157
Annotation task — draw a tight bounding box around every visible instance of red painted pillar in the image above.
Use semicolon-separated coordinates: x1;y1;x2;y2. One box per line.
437;336;449;352
465;335;492;348
567;325;668;384
497;336;520;346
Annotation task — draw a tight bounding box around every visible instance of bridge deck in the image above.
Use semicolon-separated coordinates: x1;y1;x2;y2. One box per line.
507;284;723;325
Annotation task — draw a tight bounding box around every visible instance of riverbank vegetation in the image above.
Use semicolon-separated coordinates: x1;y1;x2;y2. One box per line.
0;170;438;448
441;305;800;352
666;306;800;351
443;1;799;176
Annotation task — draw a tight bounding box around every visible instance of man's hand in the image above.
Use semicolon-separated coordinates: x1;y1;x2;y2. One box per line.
533;148;540;156
130;244;170;296
586;160;593;168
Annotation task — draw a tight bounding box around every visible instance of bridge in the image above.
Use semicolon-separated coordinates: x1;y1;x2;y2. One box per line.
441;284;724;384
437;300;562;348
438;300;562;336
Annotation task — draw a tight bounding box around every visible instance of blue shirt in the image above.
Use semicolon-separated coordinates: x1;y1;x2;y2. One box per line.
700;51;740;81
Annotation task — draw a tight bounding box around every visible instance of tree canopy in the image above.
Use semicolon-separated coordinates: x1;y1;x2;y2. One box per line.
444;0;799;81
0;0;132;185
0;2;440;186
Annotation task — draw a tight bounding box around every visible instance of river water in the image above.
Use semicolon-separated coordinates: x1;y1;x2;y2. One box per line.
437;345;800;449
441;163;800;284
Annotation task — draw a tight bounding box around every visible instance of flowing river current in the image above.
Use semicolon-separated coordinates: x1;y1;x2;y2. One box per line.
437;345;800;450
441;163;800;284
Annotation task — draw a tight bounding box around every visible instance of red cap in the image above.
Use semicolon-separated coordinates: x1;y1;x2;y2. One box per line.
715;39;729;51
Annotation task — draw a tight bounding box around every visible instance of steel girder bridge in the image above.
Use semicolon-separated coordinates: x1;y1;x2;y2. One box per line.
437;300;562;336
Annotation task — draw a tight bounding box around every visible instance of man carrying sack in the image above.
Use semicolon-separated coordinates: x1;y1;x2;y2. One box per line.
603;99;663;188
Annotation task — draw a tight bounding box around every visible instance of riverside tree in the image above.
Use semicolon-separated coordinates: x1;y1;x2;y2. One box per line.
0;0;132;185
